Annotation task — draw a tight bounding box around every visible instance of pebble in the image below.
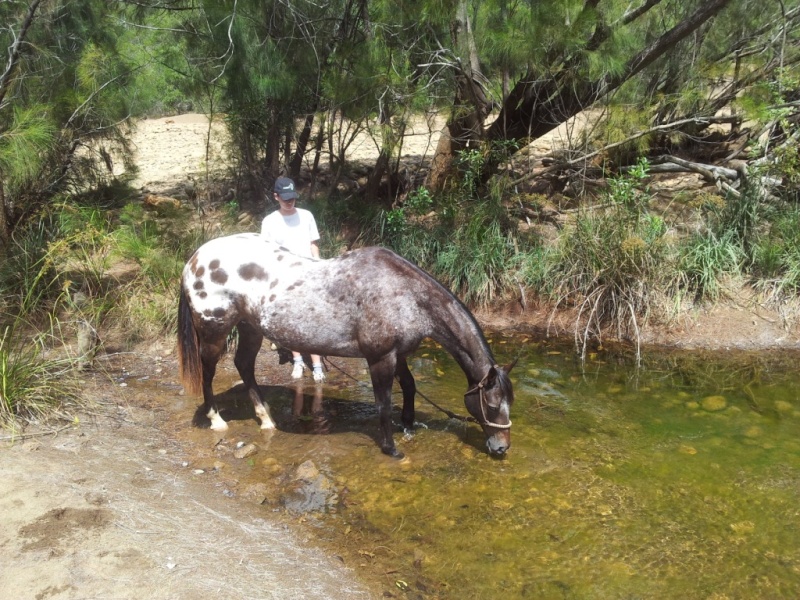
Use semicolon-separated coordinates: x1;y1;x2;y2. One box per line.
233;443;258;459
701;395;727;411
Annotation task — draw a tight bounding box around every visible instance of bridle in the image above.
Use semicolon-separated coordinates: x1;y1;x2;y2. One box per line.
464;365;512;430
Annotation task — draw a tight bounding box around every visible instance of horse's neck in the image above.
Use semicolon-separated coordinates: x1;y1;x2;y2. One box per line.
431;301;493;385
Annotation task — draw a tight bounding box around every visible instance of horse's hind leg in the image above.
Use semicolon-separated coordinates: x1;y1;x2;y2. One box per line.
234;321;275;430
195;336;228;430
396;358;416;432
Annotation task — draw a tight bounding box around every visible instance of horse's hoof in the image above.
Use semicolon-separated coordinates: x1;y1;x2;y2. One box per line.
382;446;404;459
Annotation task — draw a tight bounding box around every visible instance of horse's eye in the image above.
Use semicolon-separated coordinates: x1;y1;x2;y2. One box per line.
485;396;501;410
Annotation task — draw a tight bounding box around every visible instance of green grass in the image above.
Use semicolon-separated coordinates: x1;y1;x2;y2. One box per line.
0;323;80;431
674;229;744;302
542;162;670;358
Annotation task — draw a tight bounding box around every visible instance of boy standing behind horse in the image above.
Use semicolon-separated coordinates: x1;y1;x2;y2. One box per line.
260;176;325;383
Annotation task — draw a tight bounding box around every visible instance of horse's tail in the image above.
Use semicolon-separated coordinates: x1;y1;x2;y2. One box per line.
177;282;202;396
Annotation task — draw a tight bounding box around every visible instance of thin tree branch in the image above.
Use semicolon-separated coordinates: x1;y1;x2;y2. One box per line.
0;0;44;110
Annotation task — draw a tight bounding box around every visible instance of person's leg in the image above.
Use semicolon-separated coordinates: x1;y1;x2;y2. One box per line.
311;354;325;382
291;351;304;379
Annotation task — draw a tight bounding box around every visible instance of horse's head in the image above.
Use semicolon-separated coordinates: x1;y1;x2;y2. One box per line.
464;360;516;457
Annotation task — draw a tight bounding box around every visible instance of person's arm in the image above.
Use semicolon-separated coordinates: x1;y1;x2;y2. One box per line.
310;240;320;259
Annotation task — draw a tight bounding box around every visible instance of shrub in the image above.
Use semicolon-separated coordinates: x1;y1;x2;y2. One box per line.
674;229;744;302
0;324;79;431
546;159;670;357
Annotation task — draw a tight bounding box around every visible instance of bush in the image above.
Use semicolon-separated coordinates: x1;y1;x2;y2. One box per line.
751;206;800;299
546;159;670;356
0;324;79;431
674;229;744;302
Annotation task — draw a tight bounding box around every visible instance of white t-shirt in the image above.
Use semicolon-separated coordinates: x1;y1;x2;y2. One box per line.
260;208;320;258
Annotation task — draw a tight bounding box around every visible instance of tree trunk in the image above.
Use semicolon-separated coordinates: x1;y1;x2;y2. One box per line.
426;0;492;191
289;113;315;180
482;0;734;181
365;102;396;200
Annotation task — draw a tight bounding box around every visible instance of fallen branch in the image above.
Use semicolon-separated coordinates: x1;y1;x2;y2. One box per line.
0;424;73;442
649;155;739;181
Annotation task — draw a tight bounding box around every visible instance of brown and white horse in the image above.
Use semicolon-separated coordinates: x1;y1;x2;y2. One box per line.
177;233;515;457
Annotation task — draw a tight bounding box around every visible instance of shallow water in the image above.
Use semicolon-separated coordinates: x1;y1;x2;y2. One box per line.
149;334;800;599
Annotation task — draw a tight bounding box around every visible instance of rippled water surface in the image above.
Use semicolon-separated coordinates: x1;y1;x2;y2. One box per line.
159;334;800;599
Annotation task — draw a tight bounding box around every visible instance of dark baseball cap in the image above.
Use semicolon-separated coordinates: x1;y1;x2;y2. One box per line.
274;176;298;200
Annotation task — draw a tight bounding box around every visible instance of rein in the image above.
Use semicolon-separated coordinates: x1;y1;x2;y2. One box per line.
321;357;509;429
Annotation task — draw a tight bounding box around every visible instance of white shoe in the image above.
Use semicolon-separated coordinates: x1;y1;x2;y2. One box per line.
291;362;304;379
312;366;325;383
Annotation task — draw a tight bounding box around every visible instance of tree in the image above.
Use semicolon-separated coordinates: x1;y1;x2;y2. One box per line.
427;0;739;188
0;0;139;246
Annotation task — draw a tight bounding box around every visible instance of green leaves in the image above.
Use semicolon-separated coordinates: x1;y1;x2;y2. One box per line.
0;106;56;194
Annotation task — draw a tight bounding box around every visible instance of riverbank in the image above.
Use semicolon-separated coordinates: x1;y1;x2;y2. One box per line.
0;350;377;600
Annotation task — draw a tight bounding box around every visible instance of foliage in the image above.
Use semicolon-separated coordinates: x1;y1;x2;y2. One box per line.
751;206;800;300
0;0;141;240
674;229;744;302
0;323;80;432
545;159;669;356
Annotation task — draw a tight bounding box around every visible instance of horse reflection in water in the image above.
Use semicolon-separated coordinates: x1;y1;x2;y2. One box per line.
177;233;515;458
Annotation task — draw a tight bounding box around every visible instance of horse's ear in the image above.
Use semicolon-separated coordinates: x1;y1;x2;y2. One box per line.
502;358;519;374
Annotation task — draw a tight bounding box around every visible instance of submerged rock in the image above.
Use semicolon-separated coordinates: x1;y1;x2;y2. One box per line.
701;395;727;412
280;460;339;514
233;443;258;459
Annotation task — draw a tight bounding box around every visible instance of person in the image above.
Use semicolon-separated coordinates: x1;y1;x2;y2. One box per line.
260;176;326;383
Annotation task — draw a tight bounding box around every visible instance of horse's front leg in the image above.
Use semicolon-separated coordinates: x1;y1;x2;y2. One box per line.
368;354;402;458
395;358;416;433
234;321;275;430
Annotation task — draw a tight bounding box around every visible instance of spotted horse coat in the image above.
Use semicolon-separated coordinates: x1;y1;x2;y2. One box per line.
178;233;515;458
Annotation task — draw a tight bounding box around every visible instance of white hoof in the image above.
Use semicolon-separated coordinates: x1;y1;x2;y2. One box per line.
208;411;228;430
255;406;276;430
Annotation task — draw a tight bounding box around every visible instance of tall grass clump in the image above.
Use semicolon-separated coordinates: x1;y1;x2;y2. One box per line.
370;145;525;306
672;189;759;303
751;205;800;300
0;324;80;432
111;203;204;340
675;229;744;302
547;159;669;358
0;217;61;319
434;191;517;306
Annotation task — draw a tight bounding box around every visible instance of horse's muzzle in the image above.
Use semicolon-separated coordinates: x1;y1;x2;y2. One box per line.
486;433;510;456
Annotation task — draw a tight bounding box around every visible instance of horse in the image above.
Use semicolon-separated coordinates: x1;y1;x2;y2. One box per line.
177;233;515;458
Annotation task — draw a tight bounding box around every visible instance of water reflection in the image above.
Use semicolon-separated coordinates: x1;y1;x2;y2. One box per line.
291;382;331;435
282;340;800;598
160;337;800;598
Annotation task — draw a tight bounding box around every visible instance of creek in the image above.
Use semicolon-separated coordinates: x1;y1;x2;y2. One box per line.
136;332;800;599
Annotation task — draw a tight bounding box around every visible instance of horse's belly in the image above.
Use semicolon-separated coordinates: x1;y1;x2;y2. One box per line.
260;312;363;358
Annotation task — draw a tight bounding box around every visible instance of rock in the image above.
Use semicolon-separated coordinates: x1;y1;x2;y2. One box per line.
701;395;727;411
293;460;320;481
76;319;98;370
281;460;338;514
143;194;181;211
233;443;258;459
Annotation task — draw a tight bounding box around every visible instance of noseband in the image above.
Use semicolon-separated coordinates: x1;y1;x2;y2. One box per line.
464;366;512;430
